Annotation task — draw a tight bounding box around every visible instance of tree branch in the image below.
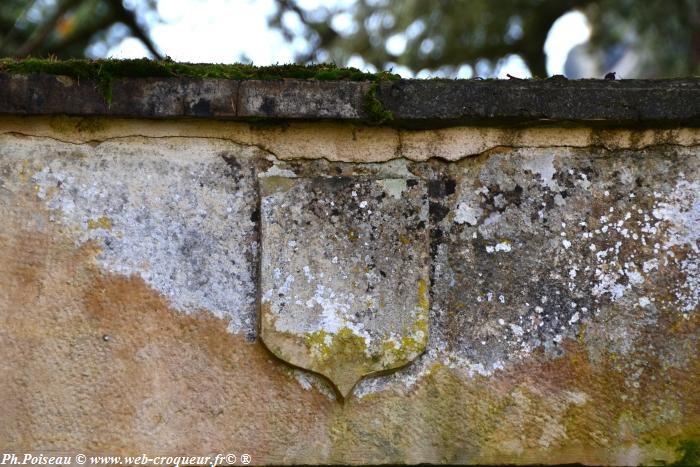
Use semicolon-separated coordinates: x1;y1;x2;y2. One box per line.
16;0;81;56
49;13;115;55
107;0;162;59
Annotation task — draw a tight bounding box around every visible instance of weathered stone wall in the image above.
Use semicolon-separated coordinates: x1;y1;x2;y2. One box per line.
0;76;699;466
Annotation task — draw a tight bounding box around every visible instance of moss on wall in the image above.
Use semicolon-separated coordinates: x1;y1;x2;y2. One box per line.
0;57;400;81
363;81;394;124
0;58;399;105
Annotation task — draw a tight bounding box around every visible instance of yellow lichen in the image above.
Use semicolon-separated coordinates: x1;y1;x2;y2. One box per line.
305;329;332;356
418;278;430;314
259;175;296;194
87;216;112;230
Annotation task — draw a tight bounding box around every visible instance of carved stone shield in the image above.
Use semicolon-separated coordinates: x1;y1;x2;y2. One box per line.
259;176;429;398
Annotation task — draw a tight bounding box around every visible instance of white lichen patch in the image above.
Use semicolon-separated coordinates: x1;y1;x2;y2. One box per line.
485;241;512;253
260;164;297;178
454;201;483;225
266;282;373;347
4;135;261;336
651;178;700;313
377;178;408;199
521;152;559;191
583;176;700;313
282;368;337;400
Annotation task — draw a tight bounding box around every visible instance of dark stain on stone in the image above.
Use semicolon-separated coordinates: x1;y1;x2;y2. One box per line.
429;202;449;222
428;181;441;197
260;97;276;115
578;165;597;181
322;176;348;193
506;184;523;204
429;226;443;286
482;184;524;213
191;98;211;116
428;178;456;198
220;152;242;178
445;179;456;195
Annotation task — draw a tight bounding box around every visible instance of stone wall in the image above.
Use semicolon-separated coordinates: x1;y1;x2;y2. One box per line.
0;75;699;465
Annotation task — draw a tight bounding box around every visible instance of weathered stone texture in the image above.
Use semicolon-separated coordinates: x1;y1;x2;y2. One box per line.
1;136;263;335
2;73;700;126
423;147;700;371
378;78;700;126
0;128;698;465
260;176;429;397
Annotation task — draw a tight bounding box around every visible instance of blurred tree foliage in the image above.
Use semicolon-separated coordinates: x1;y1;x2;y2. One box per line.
269;0;700;78
0;0;161;59
2;0;697;78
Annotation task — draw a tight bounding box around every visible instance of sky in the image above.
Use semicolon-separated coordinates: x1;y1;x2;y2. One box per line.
107;0;592;78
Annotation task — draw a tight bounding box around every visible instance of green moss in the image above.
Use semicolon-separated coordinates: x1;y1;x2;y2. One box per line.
0;57;400;105
0;57;399;82
672;439;700;466
362;81;394;125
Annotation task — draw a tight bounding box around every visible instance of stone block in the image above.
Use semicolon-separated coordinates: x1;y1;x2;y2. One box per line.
260;176;429;397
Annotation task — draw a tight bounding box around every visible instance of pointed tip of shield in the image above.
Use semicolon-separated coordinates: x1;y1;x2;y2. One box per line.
336;381;357;400
327;372;362;401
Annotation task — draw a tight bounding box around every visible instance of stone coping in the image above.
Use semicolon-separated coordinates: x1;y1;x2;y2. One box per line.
1;72;699;128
